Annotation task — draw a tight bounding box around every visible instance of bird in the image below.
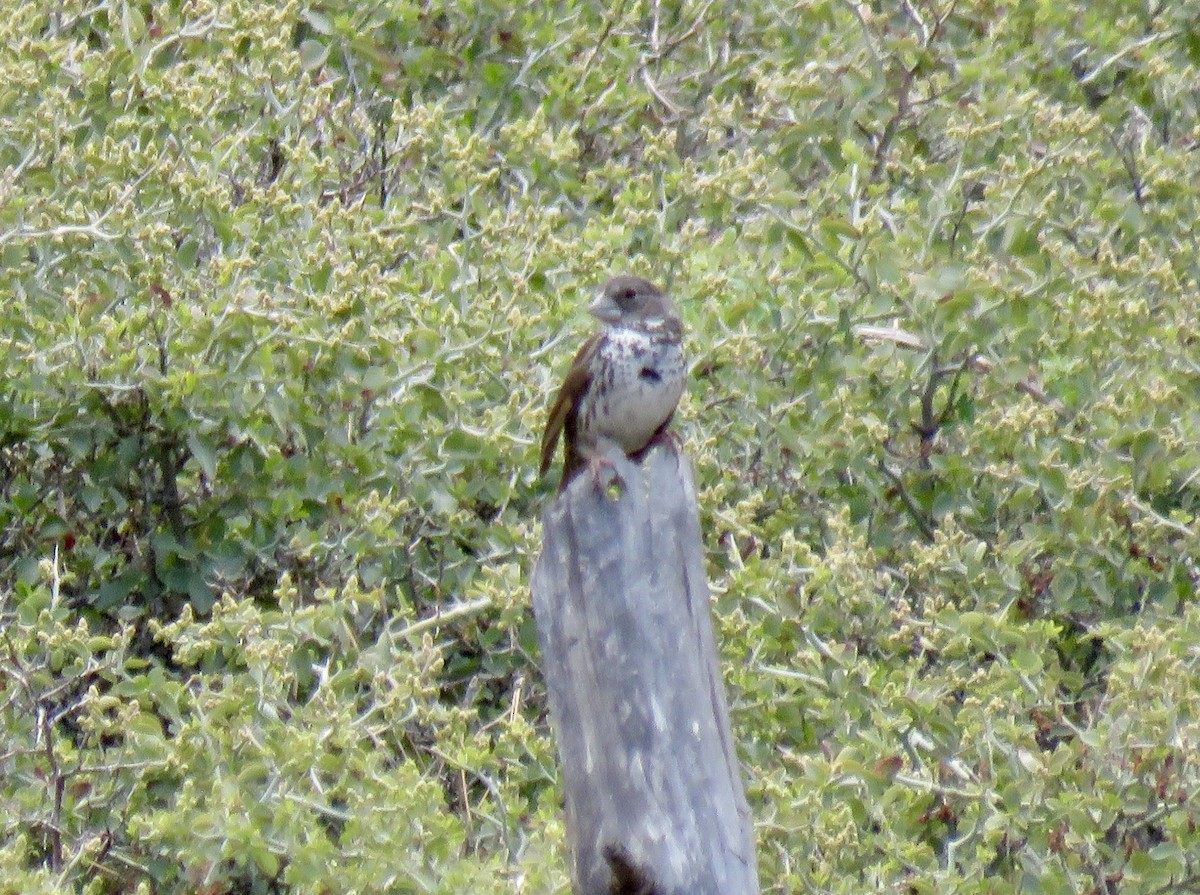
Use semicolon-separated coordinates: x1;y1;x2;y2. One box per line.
540;276;686;492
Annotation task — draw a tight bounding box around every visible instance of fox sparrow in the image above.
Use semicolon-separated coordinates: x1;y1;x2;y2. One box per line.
540;276;686;491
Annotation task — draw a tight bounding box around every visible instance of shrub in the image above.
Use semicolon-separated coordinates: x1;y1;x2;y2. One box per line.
2;1;1197;892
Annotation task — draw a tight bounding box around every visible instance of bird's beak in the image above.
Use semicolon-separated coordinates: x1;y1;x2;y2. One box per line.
588;296;620;324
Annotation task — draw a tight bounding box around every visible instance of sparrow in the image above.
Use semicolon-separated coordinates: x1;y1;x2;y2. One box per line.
540;276;686;491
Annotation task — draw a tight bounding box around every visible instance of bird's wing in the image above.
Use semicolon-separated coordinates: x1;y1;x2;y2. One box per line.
539;333;598;477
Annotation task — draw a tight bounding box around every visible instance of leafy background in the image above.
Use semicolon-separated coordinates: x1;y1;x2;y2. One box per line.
2;0;1199;892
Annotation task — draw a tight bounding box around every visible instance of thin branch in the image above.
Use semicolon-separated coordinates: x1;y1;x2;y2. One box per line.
388;596;492;640
573;0;630;93
0;222;117;246
879;458;935;542
1074;31;1174;86
855;324;1064;413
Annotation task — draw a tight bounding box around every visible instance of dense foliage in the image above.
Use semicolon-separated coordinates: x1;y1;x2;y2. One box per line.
2;0;1198;892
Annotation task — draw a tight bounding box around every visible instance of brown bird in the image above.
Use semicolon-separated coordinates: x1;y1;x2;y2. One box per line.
540;276;686;491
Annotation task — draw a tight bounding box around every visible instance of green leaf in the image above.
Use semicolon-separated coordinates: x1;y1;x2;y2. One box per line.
1011;647;1043;674
177;238;199;269
302;8;334;34
299;39;329;71
187;433;218;480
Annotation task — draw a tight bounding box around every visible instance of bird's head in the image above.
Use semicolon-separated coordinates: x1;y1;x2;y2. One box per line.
588;276;677;326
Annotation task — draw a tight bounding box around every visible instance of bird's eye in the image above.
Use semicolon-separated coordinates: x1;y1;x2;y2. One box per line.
616;288;637;306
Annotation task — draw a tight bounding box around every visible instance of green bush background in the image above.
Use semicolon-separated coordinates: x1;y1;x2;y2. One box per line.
2;0;1198;892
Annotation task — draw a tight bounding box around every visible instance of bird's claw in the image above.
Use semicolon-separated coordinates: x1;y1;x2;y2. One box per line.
588;455;626;498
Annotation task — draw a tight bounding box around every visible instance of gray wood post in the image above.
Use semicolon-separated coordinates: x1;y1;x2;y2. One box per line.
532;448;759;895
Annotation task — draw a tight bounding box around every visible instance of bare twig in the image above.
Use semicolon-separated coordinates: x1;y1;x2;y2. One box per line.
879;458;935;542
1074;31;1174;86
574;0;631;93
388;596;492;640
854;324;1063;412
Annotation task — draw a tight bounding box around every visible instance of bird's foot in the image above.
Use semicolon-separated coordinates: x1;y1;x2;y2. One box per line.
579;442;630;498
653;428;683;453
587;455;626;498
631;426;681;463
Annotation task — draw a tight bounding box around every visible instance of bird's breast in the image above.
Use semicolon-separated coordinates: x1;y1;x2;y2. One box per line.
580;327;685;453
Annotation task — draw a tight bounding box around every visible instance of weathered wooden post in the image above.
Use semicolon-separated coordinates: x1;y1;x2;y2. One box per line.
532;447;759;895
